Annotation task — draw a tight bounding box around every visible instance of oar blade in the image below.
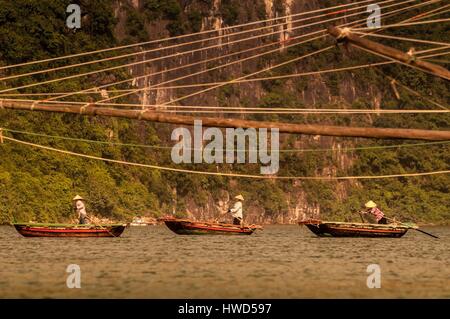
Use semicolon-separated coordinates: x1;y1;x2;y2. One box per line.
414;228;439;239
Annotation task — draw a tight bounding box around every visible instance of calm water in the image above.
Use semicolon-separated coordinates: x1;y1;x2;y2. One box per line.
0;225;449;298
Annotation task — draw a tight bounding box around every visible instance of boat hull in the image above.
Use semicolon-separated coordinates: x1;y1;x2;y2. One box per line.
13;223;126;238
163;218;258;235
299;219;409;238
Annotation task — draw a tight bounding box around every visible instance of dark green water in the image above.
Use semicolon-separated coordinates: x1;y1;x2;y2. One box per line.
0;225;449;298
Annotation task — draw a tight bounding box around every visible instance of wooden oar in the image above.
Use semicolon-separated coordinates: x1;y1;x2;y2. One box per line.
356;211;366;223
412;228;440;239
385;217;439;239
85;215;118;237
214;215;262;230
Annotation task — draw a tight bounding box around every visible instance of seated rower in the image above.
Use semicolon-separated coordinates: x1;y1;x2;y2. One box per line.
228;194;244;226
73;195;88;224
361;200;388;224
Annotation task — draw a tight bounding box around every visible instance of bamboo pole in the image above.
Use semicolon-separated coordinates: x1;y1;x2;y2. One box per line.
1;99;450;140
327;26;450;80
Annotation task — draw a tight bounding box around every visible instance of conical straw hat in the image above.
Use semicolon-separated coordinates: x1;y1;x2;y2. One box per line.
365;200;377;208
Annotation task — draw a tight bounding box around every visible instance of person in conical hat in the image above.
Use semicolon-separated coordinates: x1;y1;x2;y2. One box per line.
226;194;244;226
72;195;84;201
360;200;387;224
72;195;88;224
365;200;377;208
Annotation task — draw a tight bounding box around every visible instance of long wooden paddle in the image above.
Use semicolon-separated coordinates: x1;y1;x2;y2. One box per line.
214;212;263;230
385;217;439;239
412;228;440;239
85;215;118;237
356;211;366;223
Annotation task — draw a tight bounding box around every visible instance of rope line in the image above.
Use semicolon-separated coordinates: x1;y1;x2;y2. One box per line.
50;2;399;103
2;48;447;112
0;1;398;94
154;45;334;106
0;0;384;71
6;0;422;103
3;135;449;180
159;1;443;106
81;50;450;94
374;69;448;110
407;3;450;21
2;48;448;112
1;51;446;98
0;0;397;83
424;58;450;64
352;32;450;47
97;35;331;104
102;53;390;95
353;17;450;30
93;0;426;105
51;32;328;102
1;96;448;113
43;0;437;104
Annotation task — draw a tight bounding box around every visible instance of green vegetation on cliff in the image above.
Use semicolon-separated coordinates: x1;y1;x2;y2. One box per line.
0;1;448;224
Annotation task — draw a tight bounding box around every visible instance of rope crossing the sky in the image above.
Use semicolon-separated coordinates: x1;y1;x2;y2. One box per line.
95;0;430;105
158;1;447;106
0;0;385;72
0;0;401;83
2;135;449;180
0;0;429;101
0;0;401;93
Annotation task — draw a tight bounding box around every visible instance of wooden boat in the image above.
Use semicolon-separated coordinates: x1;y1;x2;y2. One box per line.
299;219;414;238
161;217;262;235
13;223;126;238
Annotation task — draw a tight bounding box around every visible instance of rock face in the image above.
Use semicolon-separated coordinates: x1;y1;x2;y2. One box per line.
111;0;382;224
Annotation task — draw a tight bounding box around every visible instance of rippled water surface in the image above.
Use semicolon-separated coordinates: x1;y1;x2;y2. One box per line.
0;225;449;298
